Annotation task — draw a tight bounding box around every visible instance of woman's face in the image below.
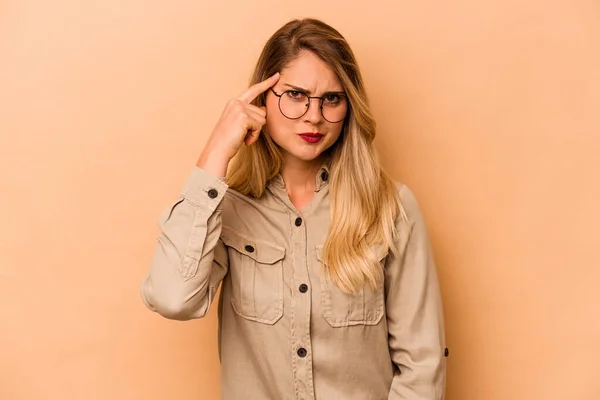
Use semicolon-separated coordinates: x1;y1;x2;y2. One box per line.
264;51;346;163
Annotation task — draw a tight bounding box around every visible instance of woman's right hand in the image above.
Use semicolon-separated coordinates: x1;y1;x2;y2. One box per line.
196;72;280;177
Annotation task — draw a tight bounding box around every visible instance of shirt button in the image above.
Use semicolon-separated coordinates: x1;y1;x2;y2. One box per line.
294;217;302;227
207;189;219;199
321;171;328;181
299;284;308;293
297;347;307;358
444;348;449;357
244;245;255;253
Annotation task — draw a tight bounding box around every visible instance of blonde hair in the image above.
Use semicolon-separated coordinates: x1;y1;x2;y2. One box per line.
227;18;406;293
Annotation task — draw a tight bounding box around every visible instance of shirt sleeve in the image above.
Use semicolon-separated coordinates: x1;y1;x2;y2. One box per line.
140;166;230;321
385;184;448;399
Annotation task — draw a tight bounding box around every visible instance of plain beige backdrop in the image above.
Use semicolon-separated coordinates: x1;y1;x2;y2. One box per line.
1;0;599;399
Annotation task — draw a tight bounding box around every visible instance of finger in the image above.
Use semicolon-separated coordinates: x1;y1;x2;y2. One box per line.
244;130;260;146
247;104;266;117
239;72;280;103
243;116;265;145
246;108;266;122
244;124;262;146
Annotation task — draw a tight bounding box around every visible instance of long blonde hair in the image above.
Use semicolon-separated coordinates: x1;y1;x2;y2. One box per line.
227;18;406;293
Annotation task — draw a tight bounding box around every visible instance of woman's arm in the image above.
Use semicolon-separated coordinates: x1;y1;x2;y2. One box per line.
140;167;229;321
141;74;281;320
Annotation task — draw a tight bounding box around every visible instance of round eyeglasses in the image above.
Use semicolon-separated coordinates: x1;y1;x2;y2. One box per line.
270;89;348;123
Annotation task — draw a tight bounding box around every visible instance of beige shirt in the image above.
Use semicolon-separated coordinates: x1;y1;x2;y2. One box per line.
140;164;448;400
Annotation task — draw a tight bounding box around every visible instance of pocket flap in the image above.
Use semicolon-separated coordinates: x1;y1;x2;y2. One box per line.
221;227;285;264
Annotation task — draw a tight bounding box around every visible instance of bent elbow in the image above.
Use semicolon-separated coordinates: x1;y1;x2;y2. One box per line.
140;279;208;321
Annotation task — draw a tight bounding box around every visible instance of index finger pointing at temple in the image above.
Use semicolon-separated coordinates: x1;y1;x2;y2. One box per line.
238;72;280;103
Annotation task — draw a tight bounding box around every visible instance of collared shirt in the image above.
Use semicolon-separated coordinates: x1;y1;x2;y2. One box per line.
141;164;447;400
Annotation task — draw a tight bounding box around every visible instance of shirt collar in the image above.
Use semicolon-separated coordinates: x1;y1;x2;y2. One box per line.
315;162;330;192
267;159;331;192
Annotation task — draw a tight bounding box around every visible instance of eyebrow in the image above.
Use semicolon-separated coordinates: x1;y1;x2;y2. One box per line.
283;83;346;96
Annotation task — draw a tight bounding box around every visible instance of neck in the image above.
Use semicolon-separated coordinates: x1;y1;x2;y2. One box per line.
280;154;327;195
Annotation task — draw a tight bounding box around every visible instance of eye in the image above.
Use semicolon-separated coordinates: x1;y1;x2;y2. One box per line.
324;94;341;104
286;90;305;99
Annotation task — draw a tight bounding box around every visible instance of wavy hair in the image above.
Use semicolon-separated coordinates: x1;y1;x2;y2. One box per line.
227;18;406;293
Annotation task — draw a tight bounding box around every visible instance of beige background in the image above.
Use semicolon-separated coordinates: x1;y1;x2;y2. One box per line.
1;0;599;399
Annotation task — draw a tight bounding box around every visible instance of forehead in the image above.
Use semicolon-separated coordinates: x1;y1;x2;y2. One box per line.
280;51;342;92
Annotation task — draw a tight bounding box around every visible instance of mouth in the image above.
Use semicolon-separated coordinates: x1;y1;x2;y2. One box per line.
298;132;323;144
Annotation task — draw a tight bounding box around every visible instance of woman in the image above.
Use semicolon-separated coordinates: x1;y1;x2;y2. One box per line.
141;18;448;400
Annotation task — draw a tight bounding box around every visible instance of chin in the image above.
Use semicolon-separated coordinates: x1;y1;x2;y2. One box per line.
285;147;324;162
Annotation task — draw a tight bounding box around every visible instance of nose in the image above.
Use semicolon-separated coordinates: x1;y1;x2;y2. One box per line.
303;98;324;125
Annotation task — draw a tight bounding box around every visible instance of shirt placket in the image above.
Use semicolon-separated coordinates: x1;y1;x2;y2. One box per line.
268;174;328;400
289;210;315;400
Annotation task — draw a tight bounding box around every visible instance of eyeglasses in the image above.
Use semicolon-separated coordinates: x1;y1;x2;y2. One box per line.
270;88;348;123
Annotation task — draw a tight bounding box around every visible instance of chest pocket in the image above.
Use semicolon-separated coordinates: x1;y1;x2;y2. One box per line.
316;245;386;327
221;228;286;325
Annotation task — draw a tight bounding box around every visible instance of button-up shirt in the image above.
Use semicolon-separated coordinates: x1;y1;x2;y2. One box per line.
141;164;447;399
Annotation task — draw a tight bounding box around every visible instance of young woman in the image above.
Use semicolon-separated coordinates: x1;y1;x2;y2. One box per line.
141;18;448;400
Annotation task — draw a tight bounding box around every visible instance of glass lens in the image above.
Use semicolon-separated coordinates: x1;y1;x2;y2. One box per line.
279;91;309;119
321;94;347;123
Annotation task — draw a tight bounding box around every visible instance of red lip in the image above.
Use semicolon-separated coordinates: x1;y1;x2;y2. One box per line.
298;132;323;137
298;133;323;143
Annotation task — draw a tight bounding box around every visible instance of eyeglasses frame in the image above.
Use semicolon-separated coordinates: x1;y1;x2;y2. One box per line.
269;88;348;123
